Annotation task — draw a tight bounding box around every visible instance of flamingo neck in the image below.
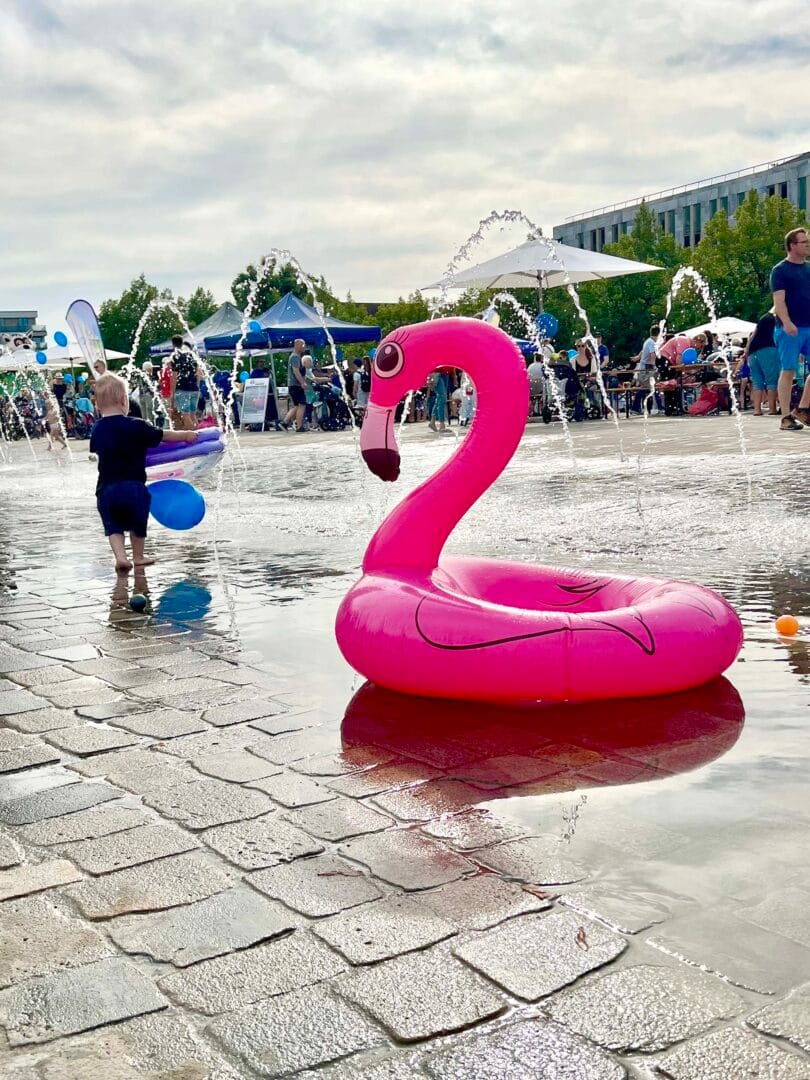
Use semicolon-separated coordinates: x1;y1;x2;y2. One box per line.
363;347;528;574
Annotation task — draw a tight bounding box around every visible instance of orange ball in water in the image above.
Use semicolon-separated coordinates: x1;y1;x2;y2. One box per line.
775;614;800;636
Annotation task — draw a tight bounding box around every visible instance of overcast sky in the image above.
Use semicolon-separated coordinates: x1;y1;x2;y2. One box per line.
2;0;809;340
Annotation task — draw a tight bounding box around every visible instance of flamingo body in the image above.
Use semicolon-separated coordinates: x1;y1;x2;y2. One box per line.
335;319;743;703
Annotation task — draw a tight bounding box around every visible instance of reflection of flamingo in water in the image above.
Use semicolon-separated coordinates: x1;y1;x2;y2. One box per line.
336;319;743;703
340;678;745;799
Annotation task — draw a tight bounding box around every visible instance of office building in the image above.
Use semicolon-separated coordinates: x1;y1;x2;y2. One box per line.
552;151;810;251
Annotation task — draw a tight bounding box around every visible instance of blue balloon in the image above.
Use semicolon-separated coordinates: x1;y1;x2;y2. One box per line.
63;373;74;382
682;347;699;364
535;312;559;337
239;370;249;383
248;320;262;333
35;351;47;365
369;347;377;359
567;349;578;360
53;331;68;347
147;479;205;531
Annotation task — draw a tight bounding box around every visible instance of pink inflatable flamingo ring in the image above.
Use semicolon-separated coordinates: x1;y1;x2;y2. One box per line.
335;318;743;703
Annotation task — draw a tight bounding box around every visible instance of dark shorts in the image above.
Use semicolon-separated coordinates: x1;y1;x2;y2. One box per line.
97;481;151;537
287;385;306;407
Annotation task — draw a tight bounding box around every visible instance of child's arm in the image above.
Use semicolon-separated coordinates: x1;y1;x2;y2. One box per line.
162;430;198;443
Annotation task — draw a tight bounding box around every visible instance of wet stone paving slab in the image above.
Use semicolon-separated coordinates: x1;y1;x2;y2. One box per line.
2;421;810;1076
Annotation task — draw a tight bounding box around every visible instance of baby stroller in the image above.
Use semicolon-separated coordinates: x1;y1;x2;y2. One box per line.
313;383;352;431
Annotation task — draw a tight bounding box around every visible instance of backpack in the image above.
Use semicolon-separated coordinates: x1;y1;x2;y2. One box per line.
360;370;371;393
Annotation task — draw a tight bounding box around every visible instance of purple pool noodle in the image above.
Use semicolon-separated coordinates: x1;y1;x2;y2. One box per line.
146;437;225;467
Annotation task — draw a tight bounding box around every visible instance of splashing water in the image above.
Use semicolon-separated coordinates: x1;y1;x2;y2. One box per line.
565;282;627;462
491;291;576;466
236;250;361;439
127;299;234;441
660;266;751;502
0;383;38;461
635;375;657;521
22;369;72;462
431;208;545;312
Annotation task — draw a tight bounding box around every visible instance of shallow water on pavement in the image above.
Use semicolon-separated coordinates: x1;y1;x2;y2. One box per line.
1;418;809;992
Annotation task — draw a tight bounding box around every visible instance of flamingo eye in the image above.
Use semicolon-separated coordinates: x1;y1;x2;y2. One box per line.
374;341;404;378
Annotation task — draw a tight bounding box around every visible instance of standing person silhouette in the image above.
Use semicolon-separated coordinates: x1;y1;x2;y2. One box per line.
772;228;810;431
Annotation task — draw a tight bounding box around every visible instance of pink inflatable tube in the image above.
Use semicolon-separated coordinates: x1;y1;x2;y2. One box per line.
335;319;743;703
146;435;225;466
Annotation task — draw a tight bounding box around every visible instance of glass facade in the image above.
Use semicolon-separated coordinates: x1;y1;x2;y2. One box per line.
0;315;36;333
552;155;810;249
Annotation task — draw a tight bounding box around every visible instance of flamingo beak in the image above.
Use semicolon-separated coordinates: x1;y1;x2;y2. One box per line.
360;402;400;482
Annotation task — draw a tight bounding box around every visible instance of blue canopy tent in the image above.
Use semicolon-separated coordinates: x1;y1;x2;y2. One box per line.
513;338;538;357
203;292;381;351
150;302;244;356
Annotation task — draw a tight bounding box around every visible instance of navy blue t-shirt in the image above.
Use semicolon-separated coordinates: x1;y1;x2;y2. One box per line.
90;415;163;492
747;313;776;354
770;260;810;326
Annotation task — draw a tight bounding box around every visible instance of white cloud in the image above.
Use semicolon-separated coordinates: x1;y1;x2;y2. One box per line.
1;0;809;339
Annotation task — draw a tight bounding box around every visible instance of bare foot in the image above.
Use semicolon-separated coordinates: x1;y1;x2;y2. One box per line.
133;558;155;567
115;560;133;573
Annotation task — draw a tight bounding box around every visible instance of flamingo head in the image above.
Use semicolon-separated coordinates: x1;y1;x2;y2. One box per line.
361;318;512;482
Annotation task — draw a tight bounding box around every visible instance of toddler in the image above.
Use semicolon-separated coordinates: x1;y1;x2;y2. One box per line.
90;374;196;572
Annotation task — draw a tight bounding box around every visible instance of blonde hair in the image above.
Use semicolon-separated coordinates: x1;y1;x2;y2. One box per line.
94;373;129;411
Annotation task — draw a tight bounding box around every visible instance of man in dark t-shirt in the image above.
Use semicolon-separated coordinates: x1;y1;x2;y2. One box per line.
771;227;810;430
169;336;201;431
90;373;197;573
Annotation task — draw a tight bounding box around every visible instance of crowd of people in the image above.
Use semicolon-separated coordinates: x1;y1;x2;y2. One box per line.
5;228;810;447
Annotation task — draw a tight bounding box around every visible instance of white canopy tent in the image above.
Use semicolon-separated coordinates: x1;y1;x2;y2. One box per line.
0;341;129;375
425;238;663;292
680;316;757;338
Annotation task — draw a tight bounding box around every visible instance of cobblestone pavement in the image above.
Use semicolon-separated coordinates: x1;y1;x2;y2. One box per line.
1;419;809;1078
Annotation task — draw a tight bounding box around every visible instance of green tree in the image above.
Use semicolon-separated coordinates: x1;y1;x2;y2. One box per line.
181;287;218;328
98;274;184;363
231;256;330;316
568;203;688;357
693;191;807;320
